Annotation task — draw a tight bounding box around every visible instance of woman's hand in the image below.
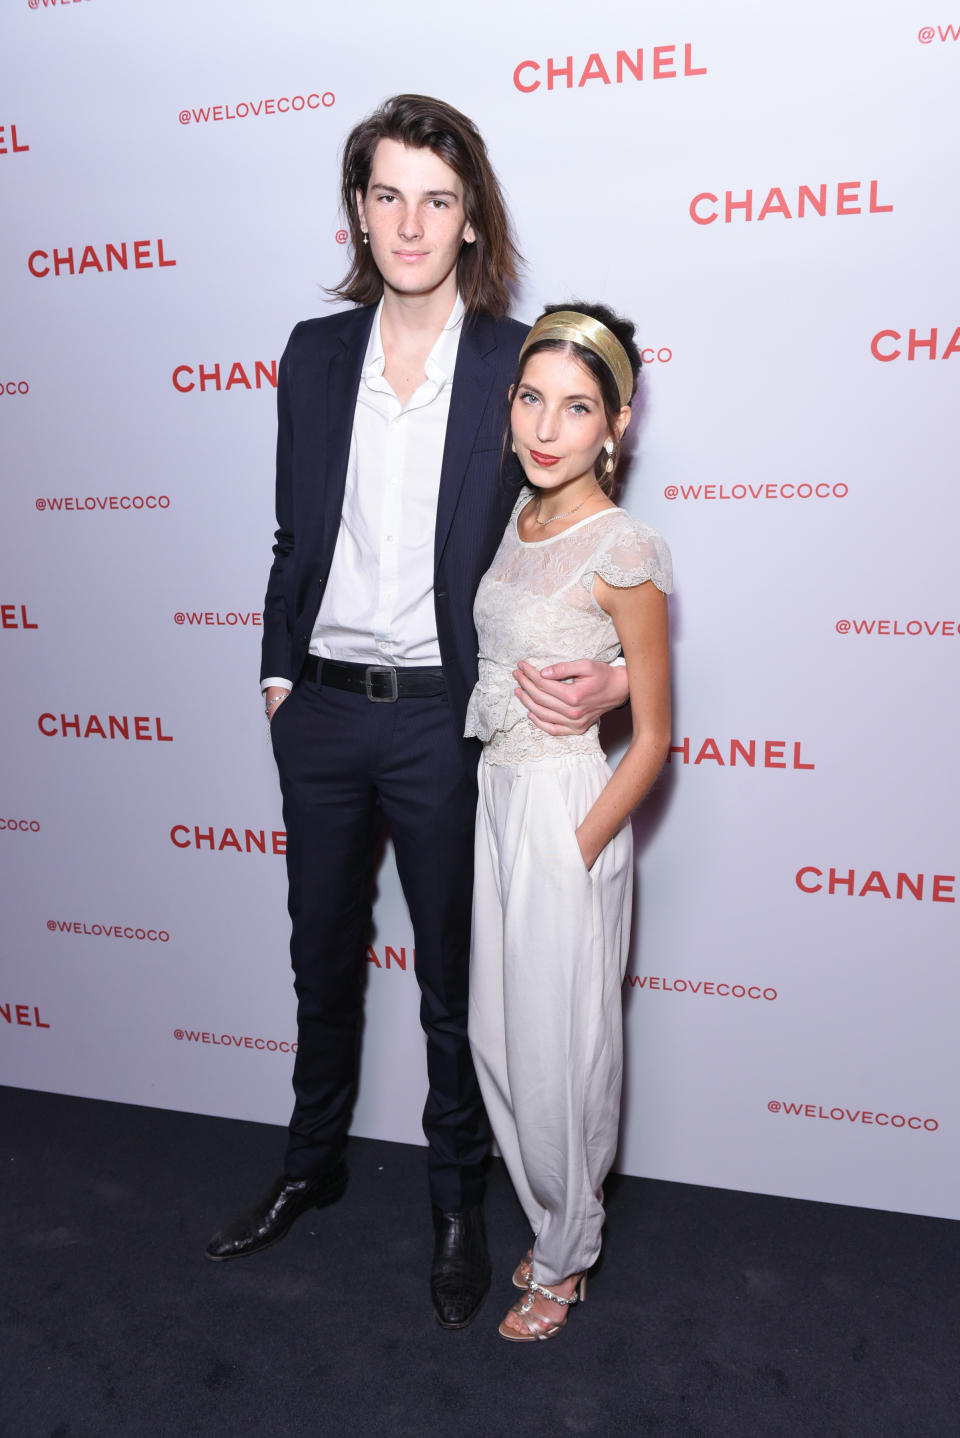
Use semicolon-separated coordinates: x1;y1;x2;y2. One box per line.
513;658;629;735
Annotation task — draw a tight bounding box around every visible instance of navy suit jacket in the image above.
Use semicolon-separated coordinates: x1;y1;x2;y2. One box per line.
261;304;527;732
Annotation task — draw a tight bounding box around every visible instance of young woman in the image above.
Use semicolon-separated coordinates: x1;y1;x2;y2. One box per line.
465;304;672;1341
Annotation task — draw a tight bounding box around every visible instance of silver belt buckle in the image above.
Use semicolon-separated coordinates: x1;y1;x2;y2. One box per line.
364;665;399;702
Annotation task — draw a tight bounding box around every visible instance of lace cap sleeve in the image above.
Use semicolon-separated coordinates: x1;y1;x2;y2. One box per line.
582;516;673;596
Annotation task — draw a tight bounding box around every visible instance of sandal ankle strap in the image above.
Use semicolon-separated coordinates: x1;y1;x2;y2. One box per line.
527;1278;580;1307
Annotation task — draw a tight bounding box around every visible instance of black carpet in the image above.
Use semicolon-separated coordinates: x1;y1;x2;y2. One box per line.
2;1085;957;1438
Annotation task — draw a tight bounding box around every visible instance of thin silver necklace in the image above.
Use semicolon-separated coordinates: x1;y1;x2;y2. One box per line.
534;497;588;527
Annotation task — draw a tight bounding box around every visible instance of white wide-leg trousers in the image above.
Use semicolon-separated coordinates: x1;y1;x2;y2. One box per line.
468;752;633;1286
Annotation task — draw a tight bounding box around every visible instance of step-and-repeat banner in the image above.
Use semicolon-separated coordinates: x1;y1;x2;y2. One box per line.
2;0;956;1220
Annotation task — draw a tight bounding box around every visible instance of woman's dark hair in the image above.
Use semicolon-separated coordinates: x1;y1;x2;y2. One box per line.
507;302;642;494
329;94;522;318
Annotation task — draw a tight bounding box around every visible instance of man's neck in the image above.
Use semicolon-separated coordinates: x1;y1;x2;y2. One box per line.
377;282;461;407
379;281;459;354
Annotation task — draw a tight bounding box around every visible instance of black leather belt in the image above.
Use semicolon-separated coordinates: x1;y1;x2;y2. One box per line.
304;655;445;703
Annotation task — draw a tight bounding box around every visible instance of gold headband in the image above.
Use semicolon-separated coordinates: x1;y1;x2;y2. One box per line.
518;310;634;408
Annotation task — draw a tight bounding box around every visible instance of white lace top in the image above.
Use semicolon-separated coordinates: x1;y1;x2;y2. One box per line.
464;490;673;765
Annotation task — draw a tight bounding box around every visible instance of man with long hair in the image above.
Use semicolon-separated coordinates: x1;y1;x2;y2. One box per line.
205;95;628;1328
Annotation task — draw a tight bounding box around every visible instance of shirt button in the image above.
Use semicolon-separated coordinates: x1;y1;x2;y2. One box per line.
386;535;394;543
378;641;388;651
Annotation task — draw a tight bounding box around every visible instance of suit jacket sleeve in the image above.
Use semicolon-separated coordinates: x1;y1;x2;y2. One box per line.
260;324;300;684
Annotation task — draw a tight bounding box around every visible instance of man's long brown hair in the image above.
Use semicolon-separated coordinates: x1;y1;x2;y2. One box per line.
330;94;521;318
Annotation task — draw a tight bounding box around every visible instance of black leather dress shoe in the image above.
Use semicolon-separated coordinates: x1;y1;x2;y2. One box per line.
204;1162;348;1261
430;1205;492;1328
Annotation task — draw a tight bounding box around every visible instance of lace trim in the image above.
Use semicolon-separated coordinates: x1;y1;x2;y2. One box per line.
483;726;603;765
464;658;528;744
578;557;670;596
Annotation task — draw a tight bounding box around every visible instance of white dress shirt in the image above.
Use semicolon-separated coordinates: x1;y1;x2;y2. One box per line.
263;295;464;692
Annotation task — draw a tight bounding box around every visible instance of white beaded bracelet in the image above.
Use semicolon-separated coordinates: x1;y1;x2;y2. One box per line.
265;693;288;717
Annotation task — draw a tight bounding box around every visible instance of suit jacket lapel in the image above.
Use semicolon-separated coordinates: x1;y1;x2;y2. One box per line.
434;313;498;572
317;307;375;577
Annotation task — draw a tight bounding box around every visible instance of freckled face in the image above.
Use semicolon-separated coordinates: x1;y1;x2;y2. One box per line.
510;350;612;491
356;138;476;302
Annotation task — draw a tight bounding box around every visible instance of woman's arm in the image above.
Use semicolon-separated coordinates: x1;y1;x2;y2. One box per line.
574;578;671;870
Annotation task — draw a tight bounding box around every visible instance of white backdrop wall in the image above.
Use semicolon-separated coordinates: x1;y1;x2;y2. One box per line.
1;0;957;1220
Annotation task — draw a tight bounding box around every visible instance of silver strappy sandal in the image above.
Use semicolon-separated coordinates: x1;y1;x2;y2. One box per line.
498;1272;587;1342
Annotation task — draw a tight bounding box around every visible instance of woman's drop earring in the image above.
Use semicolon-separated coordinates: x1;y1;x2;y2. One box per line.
604;439;615;475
